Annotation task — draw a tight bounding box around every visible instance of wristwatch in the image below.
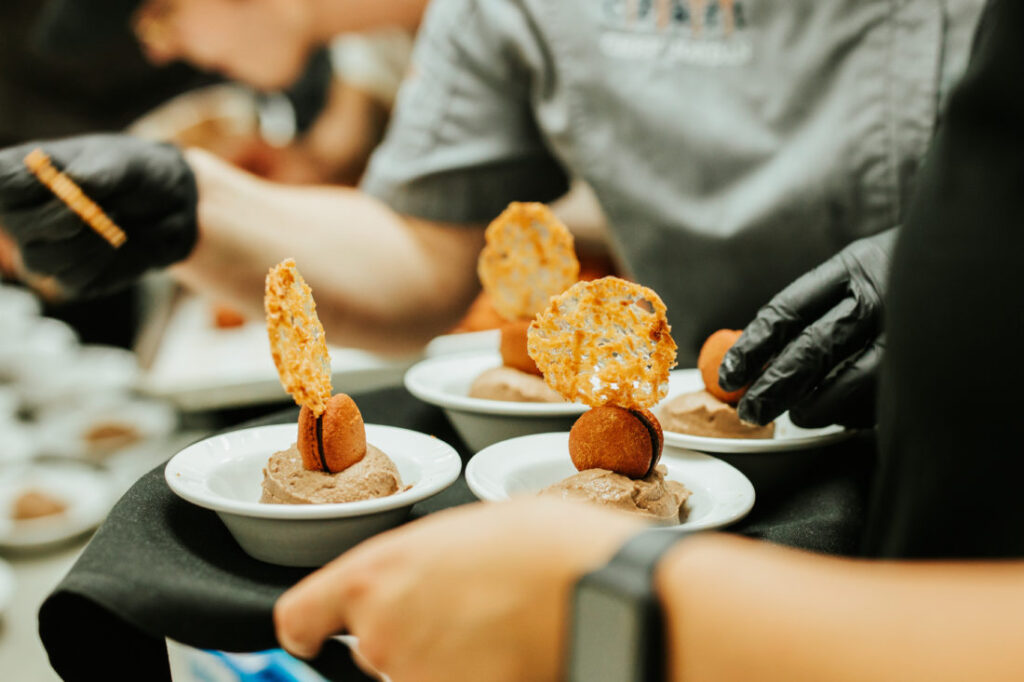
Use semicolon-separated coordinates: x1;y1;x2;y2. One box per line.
567;529;689;682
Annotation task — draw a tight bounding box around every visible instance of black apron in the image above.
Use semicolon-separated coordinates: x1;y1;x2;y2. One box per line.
865;0;1024;558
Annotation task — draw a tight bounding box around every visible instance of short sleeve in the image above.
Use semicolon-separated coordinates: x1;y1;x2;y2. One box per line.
360;0;569;223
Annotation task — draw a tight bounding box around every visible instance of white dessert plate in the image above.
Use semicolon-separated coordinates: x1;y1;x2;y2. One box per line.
35;396;177;461
466;432;755;532
424;330;500;358
165;423;462;567
404;351;586;452
656;369;854;454
0;459;116;549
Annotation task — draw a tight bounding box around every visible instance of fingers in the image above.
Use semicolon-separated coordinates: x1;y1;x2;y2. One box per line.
719;256;850;391
274;558;360;660
789;337;883;429
735;295;878;424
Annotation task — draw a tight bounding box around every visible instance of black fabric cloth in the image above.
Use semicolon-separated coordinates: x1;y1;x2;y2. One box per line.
39;385;875;681
864;0;1024;559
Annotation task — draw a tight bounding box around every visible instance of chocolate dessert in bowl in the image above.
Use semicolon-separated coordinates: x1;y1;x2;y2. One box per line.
465;277;755;529
165;260;461;567
655;330;854;455
405;202;588;451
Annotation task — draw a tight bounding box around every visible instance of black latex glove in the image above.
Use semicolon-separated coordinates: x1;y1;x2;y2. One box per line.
718;228;897;428
0;134;198;298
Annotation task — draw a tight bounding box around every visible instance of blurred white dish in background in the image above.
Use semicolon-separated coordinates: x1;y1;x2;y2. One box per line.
0;317;78;380
657;370;854;454
0;421;36;464
139;295;414;411
404;351;586;452
0;459;116;550
35;397;176;461
0;284;42;324
165;423;462;567
424;330;500;358
15;345;141;409
465;432;755;532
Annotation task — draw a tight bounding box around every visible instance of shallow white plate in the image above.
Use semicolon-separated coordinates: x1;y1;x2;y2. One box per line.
424;330;500;358
165;423;462;566
36;396;177;460
656;369;854;454
0;459;116;549
466;433;755;531
404;351;586;452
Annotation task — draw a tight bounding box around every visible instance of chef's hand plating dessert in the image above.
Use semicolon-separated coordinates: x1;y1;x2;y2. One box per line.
527;277;690;524
468;203;578;403
262;259;406;504
659;329;777;439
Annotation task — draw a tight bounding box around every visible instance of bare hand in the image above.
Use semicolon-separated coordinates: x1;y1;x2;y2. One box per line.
274;499;644;682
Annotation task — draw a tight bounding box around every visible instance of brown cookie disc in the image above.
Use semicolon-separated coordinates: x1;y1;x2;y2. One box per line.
297;393;367;473
499;319;543;376
568;406;663;479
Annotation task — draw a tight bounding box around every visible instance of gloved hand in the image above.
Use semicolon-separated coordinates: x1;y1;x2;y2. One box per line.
0;134;198;297
718;228;897;428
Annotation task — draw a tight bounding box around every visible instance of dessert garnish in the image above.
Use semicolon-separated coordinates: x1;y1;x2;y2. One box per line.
479;203;579;372
528;276;678;479
477;202;580;323
658;329;775;439
265;259;365;474
23;148;127;248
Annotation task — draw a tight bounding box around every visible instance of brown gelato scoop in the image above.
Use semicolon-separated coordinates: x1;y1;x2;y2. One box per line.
468;366;564;403
261;443;404;504
297;393;367;473
659;390;776;439
539;465;689;524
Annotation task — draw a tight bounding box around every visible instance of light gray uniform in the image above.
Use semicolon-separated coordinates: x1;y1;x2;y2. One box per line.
362;0;984;361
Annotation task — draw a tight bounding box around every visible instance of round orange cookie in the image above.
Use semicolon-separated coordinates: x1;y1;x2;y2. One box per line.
568;406;663;479
499;319;542;376
698;329;746;404
528;277;677;409
477;202;579;321
297;393;367;473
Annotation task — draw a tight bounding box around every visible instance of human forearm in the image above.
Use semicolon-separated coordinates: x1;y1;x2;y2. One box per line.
657;534;1024;682
173;149;482;353
310;0;428;35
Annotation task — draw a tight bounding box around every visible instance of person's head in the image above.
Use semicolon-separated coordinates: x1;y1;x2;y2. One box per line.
132;0;318;90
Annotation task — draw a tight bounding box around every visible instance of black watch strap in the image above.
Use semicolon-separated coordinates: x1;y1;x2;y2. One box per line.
568;529;688;682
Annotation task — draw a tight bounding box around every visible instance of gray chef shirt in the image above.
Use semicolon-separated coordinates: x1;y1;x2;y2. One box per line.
362;0;984;361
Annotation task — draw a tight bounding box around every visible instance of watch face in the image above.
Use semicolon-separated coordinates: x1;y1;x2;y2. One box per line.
569;587;644;682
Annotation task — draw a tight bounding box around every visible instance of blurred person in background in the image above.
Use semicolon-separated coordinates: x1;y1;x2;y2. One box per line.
273;3;1024;680
0;0;212;346
36;0;428;186
0;0;985;428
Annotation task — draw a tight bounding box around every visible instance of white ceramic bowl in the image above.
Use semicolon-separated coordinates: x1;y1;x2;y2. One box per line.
424;330;500;358
466;432;755;531
404;351;586;452
165;423;462;567
656;369;854;454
